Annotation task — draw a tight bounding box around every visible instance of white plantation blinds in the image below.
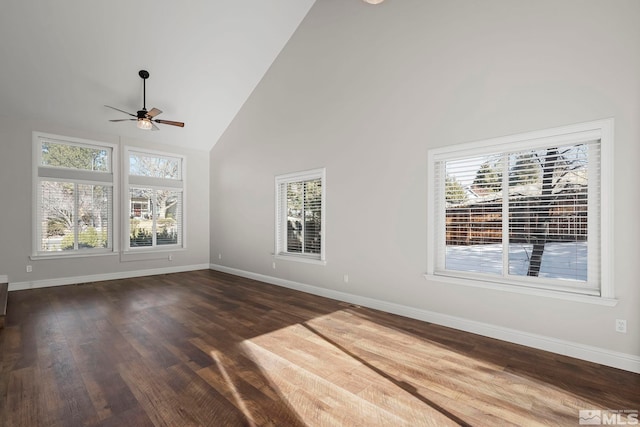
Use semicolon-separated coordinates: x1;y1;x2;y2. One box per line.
429;120;613;297
34;133;115;255
275;169;325;261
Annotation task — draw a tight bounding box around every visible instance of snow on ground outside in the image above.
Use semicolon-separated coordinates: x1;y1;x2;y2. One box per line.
446;242;587;281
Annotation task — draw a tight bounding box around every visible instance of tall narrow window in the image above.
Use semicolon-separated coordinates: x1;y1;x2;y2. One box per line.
275;168;325;263
33;133;116;256
125;148;184;250
427;120;613;299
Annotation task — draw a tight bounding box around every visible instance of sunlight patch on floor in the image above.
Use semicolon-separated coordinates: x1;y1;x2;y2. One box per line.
209;349;258;427
241;309;602;426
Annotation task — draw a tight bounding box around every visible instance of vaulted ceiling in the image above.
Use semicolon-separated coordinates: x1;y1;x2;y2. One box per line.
0;0;316;151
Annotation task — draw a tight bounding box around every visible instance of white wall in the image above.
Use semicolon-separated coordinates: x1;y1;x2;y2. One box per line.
0;116;210;287
210;0;640;366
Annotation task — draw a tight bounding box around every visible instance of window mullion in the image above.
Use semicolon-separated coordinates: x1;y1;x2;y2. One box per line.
586;143;599;293
74;183;79;250
283;184;288;253
301;182;306;254
151;191;157;247
501;153;510;277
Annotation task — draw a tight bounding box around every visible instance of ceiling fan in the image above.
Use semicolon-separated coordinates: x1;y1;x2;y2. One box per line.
106;70;185;131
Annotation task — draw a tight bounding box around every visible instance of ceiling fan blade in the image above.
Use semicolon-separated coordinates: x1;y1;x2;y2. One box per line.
151;122;160;131
147;108;163;118
104;105;136;117
109;119;136;122
154;119;185;128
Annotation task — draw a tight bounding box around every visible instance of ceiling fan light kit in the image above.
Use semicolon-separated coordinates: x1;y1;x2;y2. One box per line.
137;119;153;130
106;70;185;131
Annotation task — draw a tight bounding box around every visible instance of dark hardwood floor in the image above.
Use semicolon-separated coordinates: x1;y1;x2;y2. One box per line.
0;270;638;426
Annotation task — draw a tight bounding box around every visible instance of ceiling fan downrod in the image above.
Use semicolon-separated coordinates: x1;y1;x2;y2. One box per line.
139;70;149;112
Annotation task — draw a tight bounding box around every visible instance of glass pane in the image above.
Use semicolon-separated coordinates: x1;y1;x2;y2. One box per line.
77;184;111;249
444;157;503;275
286;182;303;253
41;141;109;171
508;144;590;281
156;190;181;245
130;188;153;247
129;153;180;179
303;179;322;254
40;181;75;252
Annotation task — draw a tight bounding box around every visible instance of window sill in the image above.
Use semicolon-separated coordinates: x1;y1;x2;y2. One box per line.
121;248;185;262
423;273;618;306
274;253;326;266
30;251;118;261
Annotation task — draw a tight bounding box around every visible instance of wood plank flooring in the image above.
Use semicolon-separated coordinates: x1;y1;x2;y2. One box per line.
0;270;638;426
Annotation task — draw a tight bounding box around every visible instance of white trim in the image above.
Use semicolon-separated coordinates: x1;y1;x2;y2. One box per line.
423;273;616;306
38;167;113;183
8;264;209;292
274;253;327;266
129;176;184;189
30;251;118;261
120;248;185;262
209;264;639;374
599;121;615;298
428;120;609;159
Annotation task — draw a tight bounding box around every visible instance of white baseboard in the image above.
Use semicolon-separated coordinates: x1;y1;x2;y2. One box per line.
210;263;640;374
8;264;210;292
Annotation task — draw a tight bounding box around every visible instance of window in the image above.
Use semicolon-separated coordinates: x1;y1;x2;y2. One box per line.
275;168;325;263
33;133;116;256
427;120;613;299
125;148;184;250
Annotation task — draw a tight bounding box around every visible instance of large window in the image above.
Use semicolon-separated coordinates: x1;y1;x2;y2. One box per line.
275;168;325;263
427;120;613;299
33;133;116;256
125;149;184;250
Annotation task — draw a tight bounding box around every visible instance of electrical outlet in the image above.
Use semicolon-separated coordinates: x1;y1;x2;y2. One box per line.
615;319;627;333
272;262;276;269
26;265;32;273
168;254;173;261
343;274;349;283
218;253;222;260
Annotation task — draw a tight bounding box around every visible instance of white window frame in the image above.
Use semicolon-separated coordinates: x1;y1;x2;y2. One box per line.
123;146;186;253
426;119;615;305
275;168;326;265
32;132;118;259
